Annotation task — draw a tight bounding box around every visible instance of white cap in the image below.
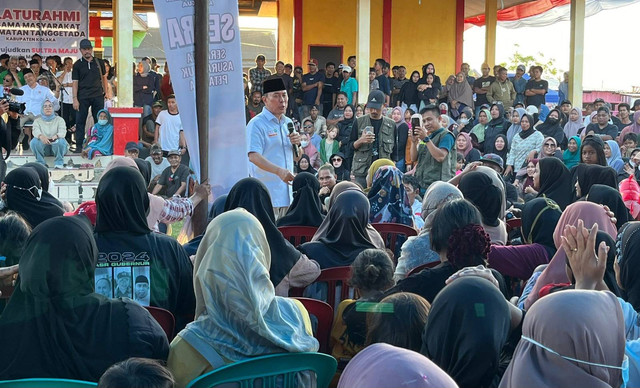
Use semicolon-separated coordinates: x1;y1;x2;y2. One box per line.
341;65;352;73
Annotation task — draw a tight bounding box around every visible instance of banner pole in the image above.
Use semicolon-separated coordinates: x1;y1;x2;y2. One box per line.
192;0;209;237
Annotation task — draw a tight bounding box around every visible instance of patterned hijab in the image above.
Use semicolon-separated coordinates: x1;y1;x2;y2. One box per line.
367;166;414;227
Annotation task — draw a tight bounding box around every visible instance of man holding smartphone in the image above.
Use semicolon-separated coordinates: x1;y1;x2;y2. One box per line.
410;104;456;192
348;90;396;187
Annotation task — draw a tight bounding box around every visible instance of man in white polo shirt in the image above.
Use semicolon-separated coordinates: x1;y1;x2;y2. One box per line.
247;78;301;218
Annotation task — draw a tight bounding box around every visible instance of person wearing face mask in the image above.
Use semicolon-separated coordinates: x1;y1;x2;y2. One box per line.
535;108;565;147
82;109;113;160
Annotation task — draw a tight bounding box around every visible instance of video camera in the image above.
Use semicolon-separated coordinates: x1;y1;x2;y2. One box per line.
1;88;26;115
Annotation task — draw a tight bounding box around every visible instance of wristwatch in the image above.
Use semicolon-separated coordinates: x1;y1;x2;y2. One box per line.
423;136;431;143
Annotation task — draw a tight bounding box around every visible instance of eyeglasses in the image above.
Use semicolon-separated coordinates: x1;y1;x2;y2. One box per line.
544;143;555;147
331;158;342;162
303;125;312;129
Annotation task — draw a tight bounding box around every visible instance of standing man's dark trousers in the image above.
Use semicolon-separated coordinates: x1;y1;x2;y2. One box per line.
75;95;103;151
61;103;76;145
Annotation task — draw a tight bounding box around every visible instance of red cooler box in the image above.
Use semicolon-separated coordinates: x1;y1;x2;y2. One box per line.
109;107;143;155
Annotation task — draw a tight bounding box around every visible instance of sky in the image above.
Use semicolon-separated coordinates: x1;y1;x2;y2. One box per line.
462;1;640;91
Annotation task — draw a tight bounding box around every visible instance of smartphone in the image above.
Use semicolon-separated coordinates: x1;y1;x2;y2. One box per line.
364;126;374;135
410;113;422;135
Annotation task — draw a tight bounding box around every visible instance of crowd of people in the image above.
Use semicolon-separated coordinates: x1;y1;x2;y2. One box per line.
4;43;640;388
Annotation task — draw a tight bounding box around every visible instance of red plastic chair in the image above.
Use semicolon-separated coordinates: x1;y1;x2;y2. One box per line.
145;306;176;341
506;218;522;233
406;261;441;277
371;223;418;263
278;226;318;246
292;297;334;354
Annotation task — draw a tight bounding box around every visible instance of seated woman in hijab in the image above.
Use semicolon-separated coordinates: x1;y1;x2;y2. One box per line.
470;108;492;152
422;277;523;388
571;163;618;201
488;197;562;281
82;109;114;159
167;209;319;388
93;167;196;331
276;172;325;228
299;190;376;269
447;72;474;120
386;199;507;303
483;103;507;155
605;140;625;173
365;158;395;191
22;162;51;192
295;154;317;175
500;290;625;388
312;181;385;250
620;175;640;221
330;152;350;182
0;216;168;382
459;171;508;245
394;182;463;281
587;184;631;230
338;343;458;388
2;166;63;228
524;201;617;309
579;135;608;166
534;157;573;210
368;166;414;228
534;108;565;147
562;135;582;169
225;178;320;296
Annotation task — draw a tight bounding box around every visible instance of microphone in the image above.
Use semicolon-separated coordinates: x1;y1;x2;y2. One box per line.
8;88;24;96
287;122;299;158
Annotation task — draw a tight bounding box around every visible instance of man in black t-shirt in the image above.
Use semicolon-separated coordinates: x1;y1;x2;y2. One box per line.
152;150;190;197
584;106;619;141
473;63;495;116
322;62;339;117
72;39;107;152
524;66;548;109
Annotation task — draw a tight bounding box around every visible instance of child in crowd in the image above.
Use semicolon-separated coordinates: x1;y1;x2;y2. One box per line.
330;249;395;369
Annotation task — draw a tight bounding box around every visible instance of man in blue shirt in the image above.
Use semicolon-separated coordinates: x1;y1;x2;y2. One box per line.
340;65;358;105
247;78;302;217
301;58;325;120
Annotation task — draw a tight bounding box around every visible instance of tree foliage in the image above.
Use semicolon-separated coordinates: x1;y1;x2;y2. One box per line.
499;44;562;77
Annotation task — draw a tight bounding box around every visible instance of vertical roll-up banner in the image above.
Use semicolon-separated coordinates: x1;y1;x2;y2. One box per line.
153;0;248;197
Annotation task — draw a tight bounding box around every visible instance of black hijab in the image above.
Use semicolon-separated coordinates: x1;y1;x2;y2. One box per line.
296;154;316;174
536;157;572;210
518;113;536;140
23;162;50;192
330;152;349;181
587;184;631;229
399;71;420;107
581;135;607;166
459;171;502;227
536;108;564;146
224;178;301;285
421;277;511;388
277;172;325;228
299;190;375;269
95;166;150;235
521;197;562;257
0;216;167;381
4;167;63;228
134;158;152;187
571;164;618;202
483;103;506;155
493;134;509;162
595;231;622;297
617;222;640;310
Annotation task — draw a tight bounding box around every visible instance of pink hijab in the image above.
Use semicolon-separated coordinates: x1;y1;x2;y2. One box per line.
338;343;458;388
524;201;617;309
456;132;473;158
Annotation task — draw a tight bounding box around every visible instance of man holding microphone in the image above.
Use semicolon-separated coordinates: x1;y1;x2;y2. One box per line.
248;77;301;219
